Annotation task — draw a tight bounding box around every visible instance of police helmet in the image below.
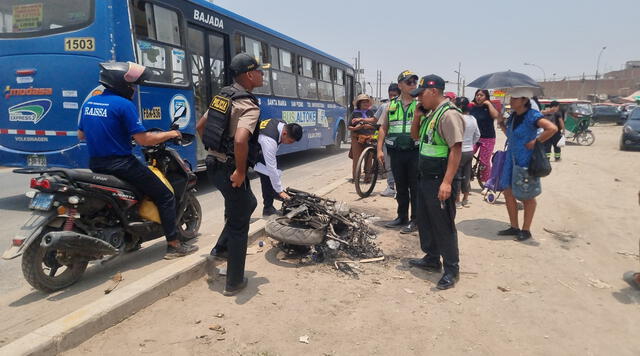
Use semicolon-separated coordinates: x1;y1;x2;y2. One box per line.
99;61;151;98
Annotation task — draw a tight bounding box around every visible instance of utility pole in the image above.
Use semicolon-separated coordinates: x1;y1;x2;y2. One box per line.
594;46;607;103
456;62;461;97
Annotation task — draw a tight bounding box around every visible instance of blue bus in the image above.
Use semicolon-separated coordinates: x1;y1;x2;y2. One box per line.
0;0;355;170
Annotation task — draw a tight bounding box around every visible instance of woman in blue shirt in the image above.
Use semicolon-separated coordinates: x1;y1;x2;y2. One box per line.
497;88;557;241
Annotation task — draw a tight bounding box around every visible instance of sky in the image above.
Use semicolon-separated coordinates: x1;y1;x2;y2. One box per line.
212;0;639;96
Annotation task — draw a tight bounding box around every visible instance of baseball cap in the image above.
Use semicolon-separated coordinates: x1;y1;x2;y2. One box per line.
397;70;419;83
444;92;457;100
229;53;270;76
409;74;446;97
388;82;400;93
508;87;536;99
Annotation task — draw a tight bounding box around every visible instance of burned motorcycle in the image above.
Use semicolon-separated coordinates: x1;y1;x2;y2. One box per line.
265;188;382;261
2;131;201;292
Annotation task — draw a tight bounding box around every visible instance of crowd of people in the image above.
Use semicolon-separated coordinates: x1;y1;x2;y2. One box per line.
346;71;559;289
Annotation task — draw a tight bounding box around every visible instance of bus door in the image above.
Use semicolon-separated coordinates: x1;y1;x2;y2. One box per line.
345;75;354;113
186;25;228;165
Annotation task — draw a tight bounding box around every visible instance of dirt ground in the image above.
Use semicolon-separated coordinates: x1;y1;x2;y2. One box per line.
65;125;640;356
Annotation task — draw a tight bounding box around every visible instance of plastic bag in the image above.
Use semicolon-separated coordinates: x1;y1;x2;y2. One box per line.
557;135;566;147
528;141;552;177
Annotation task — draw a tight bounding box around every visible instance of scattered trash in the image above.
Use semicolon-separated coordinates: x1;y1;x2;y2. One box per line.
258;240;265;247
543;228;578;243
104;272;123;294
215;313;224;318
246;245;263;255
195;320;202;324
334;261;359;279
392;275;406;280
497;286;511;292
588;278;611;289
403;288;415;294
466;292;477;299
209;325;226;334
614;178;621;182
299;335;310;344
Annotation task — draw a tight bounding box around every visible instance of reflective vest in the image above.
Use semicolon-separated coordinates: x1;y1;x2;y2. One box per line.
202;84;261;165
385;97;418;150
419;102;459;158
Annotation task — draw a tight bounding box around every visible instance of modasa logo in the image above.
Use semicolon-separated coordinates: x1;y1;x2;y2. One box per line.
8;99;52;124
4;86;53;99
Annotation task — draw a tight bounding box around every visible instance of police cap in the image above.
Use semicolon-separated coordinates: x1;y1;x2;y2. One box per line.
229;53;270;77
410;74;446;97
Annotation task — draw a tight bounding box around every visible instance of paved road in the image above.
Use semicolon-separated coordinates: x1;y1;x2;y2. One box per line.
0;146;353;344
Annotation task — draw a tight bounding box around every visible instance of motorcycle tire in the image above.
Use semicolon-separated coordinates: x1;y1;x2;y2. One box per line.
265;217;326;246
177;192;202;241
22;229;88;293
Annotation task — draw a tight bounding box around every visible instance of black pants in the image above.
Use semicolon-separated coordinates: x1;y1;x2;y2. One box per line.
388;148;419;221
545;131;562;158
416;174;460;275
207;159;257;288
258;172;278;210
455;151;474;195
90;155;177;241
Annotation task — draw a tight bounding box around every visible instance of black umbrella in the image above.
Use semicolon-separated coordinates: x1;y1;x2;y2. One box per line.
467;70;541;90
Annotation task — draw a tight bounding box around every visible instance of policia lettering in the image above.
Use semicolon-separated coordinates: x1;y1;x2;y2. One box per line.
385;98;418;150
202;85;261;164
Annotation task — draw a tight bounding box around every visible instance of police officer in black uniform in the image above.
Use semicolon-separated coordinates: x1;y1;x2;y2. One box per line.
196;53;268;296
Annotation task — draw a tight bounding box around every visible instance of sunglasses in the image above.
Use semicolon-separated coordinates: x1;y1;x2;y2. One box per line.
404;79;417;85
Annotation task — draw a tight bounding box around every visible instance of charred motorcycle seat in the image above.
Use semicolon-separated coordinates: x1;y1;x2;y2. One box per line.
58;169;141;196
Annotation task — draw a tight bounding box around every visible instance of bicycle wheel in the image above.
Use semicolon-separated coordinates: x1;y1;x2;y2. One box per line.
355;146;378;198
576;131;595;146
472;155;485;189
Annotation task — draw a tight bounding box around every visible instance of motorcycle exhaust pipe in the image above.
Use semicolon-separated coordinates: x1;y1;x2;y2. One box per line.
42;231;118;256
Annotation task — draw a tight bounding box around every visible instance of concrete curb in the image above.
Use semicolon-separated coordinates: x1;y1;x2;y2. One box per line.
0;176;349;356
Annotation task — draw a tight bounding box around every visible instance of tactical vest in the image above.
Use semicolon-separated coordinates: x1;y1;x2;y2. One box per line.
259;118;282;145
418;102;460;175
385;97;418;150
202;85;261;165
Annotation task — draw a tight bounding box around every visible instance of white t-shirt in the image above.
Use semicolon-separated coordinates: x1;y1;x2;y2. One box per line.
462;114;481;152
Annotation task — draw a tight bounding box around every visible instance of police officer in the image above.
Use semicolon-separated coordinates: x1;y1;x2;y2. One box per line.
196;53;267;296
255;119;303;217
408;75;465;290
78;62;198;260
377;71;420;234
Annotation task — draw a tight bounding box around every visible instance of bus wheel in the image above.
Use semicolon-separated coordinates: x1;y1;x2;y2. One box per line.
326;123;345;151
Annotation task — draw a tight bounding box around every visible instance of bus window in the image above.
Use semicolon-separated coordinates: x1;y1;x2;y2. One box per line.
234;33;271;95
187;27;207;118
297;56;317;100
271;47;297;98
333;68;346;106
0;0;93;37
317;63;333;101
208;33;226;97
131;1;187;86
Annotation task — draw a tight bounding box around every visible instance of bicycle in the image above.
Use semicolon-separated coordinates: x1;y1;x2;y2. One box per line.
354;135;381;198
470;152;486;189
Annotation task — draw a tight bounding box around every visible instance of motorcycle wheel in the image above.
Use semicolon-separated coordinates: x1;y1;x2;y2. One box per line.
22;229;88;293
177;192;202;241
265;217;325;246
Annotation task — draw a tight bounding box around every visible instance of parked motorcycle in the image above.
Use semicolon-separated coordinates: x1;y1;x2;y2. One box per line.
2;130;201;292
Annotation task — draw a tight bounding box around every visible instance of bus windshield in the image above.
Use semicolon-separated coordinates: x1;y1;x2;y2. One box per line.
0;0;93;37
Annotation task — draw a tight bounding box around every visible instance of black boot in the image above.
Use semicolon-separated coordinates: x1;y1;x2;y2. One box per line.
385;217;408;228
408;257;442;272
437;272;459;290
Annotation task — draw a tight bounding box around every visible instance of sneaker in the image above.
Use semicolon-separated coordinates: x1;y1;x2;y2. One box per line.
515;230;532;242
262;206;280;217
380;186;396;197
461;199;469;207
223;277;248;296
164;242;199;260
498;227;520;236
400;221;418;234
455;201;463;209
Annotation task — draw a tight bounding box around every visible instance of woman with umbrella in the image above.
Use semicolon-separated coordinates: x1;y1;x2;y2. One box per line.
497;88;557;241
470;89;500;184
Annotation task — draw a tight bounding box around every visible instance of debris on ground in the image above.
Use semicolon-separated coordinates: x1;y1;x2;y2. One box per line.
588;278;612;289
104;272;123;294
497;286;511;292
543;228;578;243
299;335;310;344
617;251;640;259
208;325;226;334
214;313;224;318
266;188;383;270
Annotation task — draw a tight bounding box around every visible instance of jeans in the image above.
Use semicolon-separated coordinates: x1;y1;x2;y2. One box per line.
90;155;178;241
416;175;460;275
388;148;419;221
382;144;394;188
456;151;474;195
207;159;257;288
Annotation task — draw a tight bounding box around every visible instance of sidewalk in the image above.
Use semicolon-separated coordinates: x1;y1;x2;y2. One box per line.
64;126;640;356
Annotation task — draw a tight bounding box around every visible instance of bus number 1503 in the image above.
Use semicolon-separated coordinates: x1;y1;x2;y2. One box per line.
64;37;95;51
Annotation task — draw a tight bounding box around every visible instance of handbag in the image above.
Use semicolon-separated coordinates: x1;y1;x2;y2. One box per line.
511;161;541;201
528;141;552;177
